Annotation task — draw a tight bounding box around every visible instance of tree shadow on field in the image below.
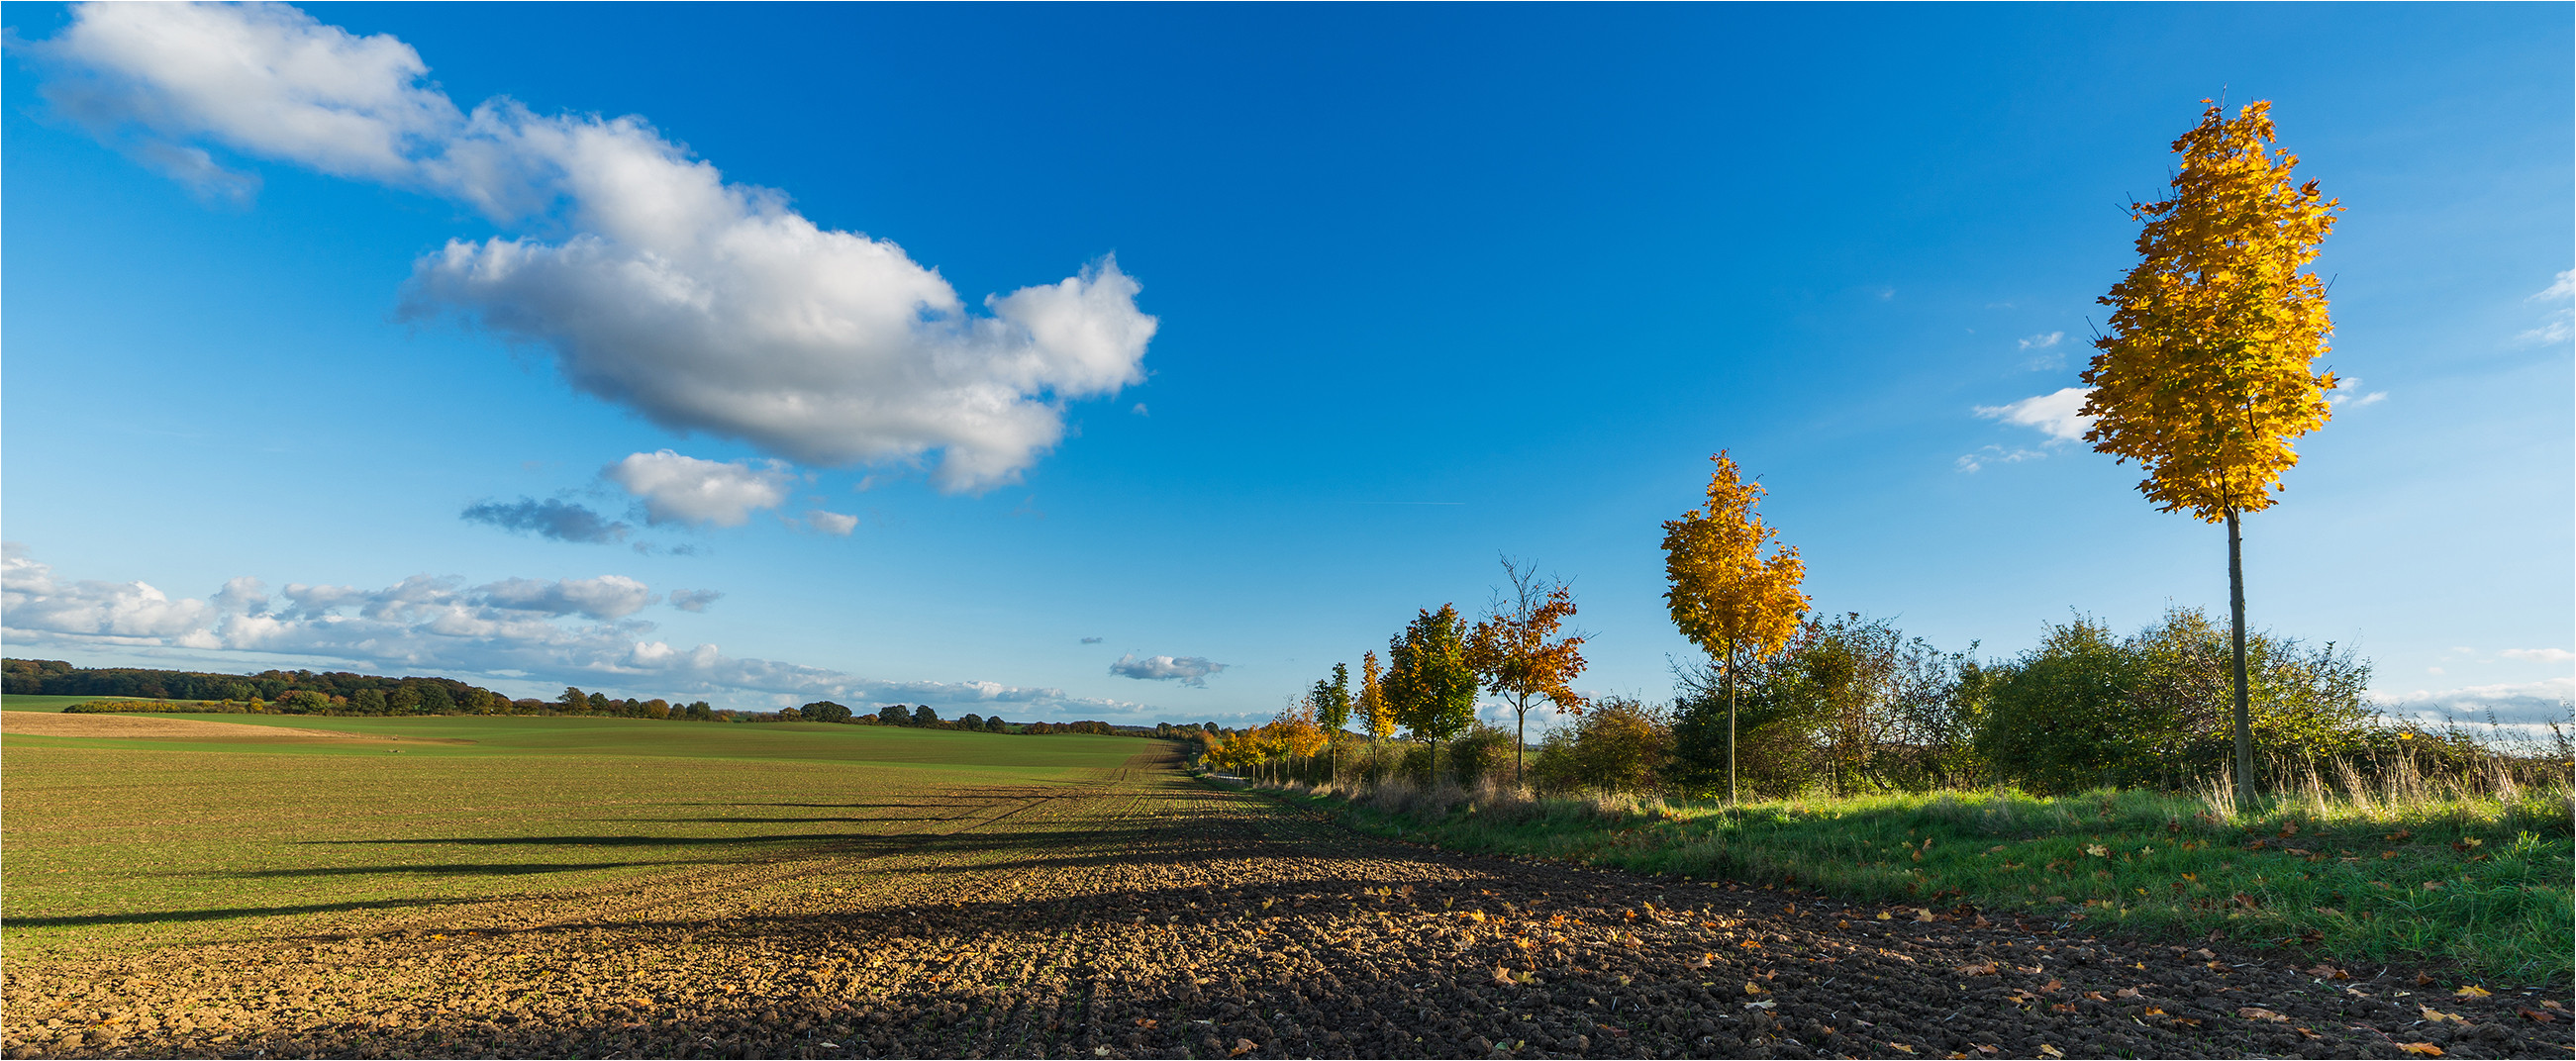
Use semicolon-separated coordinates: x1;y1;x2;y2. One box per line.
205;859;723;879
6;896;481;928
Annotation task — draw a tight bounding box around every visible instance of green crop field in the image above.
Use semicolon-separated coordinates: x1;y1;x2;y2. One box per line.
1;713;1153;964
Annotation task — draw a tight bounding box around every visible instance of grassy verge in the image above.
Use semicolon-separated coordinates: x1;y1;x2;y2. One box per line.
1267;776;2573;987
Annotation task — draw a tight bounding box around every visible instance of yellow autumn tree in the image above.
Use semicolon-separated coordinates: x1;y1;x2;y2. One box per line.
2081;99;2340;807
1662;451;1808;805
1359;649;1397;745
1465;555;1587;782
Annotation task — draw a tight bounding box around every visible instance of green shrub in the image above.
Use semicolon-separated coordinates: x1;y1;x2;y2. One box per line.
1531;697;1669;794
1980;608;2379;794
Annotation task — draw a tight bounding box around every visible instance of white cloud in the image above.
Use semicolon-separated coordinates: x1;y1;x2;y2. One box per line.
2517;268;2573;346
1109;652;1227;688
33;2;1155;493
667;589;723;613
604;450;791;528
2375;677;2574;742
1;543;216;643
2018;333;2063;350
2500;647;2574;665
802;510;858;535
1;545;1149;720
1974;386;2095;442
474;575;656;621
2326;376;2387;409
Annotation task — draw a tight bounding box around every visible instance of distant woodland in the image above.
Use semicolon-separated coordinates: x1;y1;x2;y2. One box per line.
2;658;1147;734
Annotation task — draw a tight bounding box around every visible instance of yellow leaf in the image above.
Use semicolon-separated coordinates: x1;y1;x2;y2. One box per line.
2455;985;2491;998
2396;1043;2443;1057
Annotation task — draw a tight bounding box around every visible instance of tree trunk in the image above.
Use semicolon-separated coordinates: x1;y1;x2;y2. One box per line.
1726;643;1738;808
2227;507;2255;810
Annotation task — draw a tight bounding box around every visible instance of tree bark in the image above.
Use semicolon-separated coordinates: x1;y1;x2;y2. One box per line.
2227;507;2255;809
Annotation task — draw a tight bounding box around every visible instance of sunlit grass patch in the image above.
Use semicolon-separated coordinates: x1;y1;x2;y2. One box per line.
1275;771;2573;987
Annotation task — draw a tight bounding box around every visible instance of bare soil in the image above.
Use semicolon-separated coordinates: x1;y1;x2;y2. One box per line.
3;750;2565;1059
0;713;386;743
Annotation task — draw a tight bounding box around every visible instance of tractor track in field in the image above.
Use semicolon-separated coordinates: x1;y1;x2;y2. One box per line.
4;748;2563;1060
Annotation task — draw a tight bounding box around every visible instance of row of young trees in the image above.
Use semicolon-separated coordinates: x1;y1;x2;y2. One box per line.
1246;100;2372;806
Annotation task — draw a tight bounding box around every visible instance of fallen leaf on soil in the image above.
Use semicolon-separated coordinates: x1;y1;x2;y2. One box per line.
2419;1006;2465;1023
2049;1003;2076;1013
2035;1046;2063;1059
2306;964;2350;980
2396;1043;2442;1057
2115;988;2142;999
1744;1000;1776;1011
1134;1018;1157;1029
2414;972;2435;986
1229;1038;1258;1056
1743;981;1767;996
2453;985;2491;998
2191;948;2216;960
1876;912;1893;920
2237;1008;2289;1022
1914;908;1936;921
1954;962;1998;977
2518;1009;2555;1023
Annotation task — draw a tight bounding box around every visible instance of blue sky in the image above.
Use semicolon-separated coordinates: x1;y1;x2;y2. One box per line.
4;2;2568;730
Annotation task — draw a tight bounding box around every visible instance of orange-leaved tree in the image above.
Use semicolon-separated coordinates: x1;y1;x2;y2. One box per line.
1662;451;1808;806
2082;99;2339;809
1465;555;1588;783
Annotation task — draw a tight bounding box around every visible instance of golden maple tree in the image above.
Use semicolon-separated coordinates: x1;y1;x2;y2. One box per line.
1662;450;1808;805
2082;99;2340;806
1358;649;1397;744
1465;556;1587;783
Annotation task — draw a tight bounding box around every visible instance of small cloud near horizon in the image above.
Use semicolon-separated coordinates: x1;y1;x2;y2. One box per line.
1110;652;1226;688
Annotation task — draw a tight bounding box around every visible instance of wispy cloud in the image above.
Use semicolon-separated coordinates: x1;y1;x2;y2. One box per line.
2500;647;2574;665
1080;636;1105;644
1110;652;1227;688
28;1;1155;493
667;589;723;614
2517;269;2573;346
460;497;630;543
2018;331;2066;369
1953;445;2047;474
2327;376;2387;409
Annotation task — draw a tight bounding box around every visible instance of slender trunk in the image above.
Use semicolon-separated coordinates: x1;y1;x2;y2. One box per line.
2227;508;2255;809
1514;692;1532;783
1726;642;1738;808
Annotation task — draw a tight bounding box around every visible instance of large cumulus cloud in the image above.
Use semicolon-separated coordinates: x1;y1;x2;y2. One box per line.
32;2;1155;492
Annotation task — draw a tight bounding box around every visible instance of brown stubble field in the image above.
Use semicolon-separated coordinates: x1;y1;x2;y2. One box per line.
3;723;2565;1059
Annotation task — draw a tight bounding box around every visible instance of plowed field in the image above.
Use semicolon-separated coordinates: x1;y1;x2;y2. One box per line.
3;738;2563;1059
